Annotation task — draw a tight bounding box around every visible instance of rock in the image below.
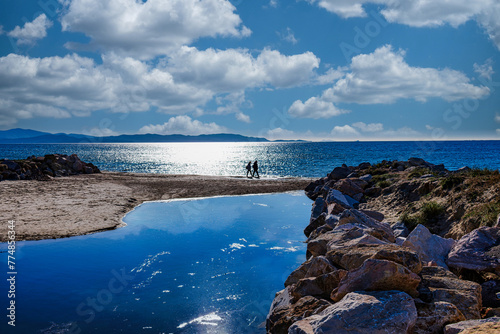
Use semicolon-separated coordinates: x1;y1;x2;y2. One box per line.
307;225;387;258
304;213;326;238
454;166;471;174
285;256;337;287
309;197;326;224
291;270;348;300
414;300;466;334
266;289;331;334
365;186;382;197
328;166;350;180
332;179;364;198
392;221;410;238
358;162;371;170
409;157;427;167
444;317;500;334
359;173;372;182
495;214;500;228
331;259;421;302
402;224;455;269
481;280;500;308
447;227;500;274
325;188;358;209
419;266;482;320
305;179;325;200
72;160;83;172
326;244;422;273
420;174;434;179
84;166;93;174
396;236;406;246
359;209;384;222
289;291;417;334
337;209;395;243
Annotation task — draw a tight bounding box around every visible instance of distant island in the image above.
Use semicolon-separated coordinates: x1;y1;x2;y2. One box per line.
0;128;306;144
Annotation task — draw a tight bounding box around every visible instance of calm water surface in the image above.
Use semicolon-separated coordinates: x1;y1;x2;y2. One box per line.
0;193;310;333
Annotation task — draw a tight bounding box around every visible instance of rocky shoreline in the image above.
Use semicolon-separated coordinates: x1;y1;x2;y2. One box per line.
267;158;500;333
0;153;100;181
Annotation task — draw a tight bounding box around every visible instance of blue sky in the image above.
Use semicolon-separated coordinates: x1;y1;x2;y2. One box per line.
0;0;499;140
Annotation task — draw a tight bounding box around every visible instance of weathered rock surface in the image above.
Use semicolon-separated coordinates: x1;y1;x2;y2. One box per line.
284;256;336;287
403;224;455;269
447;227;500;274
414;301;466;334
326;244;422;273
288;291;417;334
291;270;347;300
392;221;410;238
419;266;482;320
337;209;395;242
331;259;421;302
444;317;500;334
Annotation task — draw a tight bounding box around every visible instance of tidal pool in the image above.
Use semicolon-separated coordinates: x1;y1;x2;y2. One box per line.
0;192;310;333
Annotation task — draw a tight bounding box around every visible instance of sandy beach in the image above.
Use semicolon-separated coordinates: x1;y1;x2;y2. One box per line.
0;172;312;242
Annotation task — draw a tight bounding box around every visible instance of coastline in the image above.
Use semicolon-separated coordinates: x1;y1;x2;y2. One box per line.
0;171;313;242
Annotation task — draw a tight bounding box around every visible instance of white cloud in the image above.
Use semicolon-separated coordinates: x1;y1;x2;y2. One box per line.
269;0;278;8
308;0;500;50
265;127;296;141
278;27;298;44
323;45;489;104
331;125;359;137
352;122;383;132
60;0;251;59
495;113;500;123
139;115;227;135
497;129;500;136
288;97;349;119
289;45;488;119
474;59;494;81
425;124;434;130
7;14;52;45
236;112;251;123
314;67;346;85
82;127;119;137
0;46;321;125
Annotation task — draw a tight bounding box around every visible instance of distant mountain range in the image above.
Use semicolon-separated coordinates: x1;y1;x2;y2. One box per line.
0;128;305;144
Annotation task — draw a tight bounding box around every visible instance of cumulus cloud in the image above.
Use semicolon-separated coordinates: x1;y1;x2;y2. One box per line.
265;127;296;141
288;97;349;119
474;59;494;81
331;125;359;137
308;0;500;50
139;115;227;135
495;113;500;123
352;122;383;132
7;14;53;45
60;0;251;59
290;45;489;118
0;45;321;125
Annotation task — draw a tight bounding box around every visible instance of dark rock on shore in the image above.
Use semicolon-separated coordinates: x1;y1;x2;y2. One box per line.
0;154;100;181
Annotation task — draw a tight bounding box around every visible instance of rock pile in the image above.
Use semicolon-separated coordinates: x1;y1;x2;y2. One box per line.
0;154;100;181
267;159;500;334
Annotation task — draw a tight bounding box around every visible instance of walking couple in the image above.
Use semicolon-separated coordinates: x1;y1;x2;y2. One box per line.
246;161;259;178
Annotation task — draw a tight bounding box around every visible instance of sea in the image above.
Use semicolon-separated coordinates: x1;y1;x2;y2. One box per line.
1;140;499;333
0;140;499;177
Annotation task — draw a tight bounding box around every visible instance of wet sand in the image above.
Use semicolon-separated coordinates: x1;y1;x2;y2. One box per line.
0;172;312;241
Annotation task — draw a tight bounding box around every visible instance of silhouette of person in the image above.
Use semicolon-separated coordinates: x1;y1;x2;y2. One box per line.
246;161;252;178
252;160;259;178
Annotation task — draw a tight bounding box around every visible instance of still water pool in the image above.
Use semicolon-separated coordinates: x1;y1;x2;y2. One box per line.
0;192;310;333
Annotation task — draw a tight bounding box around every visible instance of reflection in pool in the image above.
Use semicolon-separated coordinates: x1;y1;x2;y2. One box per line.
0;192;310;333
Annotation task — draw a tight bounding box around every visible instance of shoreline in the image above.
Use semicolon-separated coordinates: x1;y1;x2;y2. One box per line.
0;171;313;242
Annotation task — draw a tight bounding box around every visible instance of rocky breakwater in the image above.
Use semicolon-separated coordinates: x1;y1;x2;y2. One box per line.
267;159;500;334
0;154;100;181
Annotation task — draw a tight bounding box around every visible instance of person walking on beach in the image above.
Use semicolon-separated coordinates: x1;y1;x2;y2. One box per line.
246;161;252;178
252;160;259;178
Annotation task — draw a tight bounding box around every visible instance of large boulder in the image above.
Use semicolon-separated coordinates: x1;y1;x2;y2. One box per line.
447;227;500;274
331;259;421;302
329;166;350;180
481;280;500;308
266;292;331;334
325;188;358;209
326;244;422;274
419;266;482;320
309;197;326;224
291;270;347;300
337;209;395;243
332;178;365;198
288;291;417;334
392;221;410;238
284;256;337;287
444;317;500;334
403;224;455;269
413;301;466;334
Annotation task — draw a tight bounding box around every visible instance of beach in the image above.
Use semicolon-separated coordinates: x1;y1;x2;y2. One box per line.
0;172;312;242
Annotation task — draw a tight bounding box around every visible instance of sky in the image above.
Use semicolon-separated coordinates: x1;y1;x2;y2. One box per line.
0;0;499;141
